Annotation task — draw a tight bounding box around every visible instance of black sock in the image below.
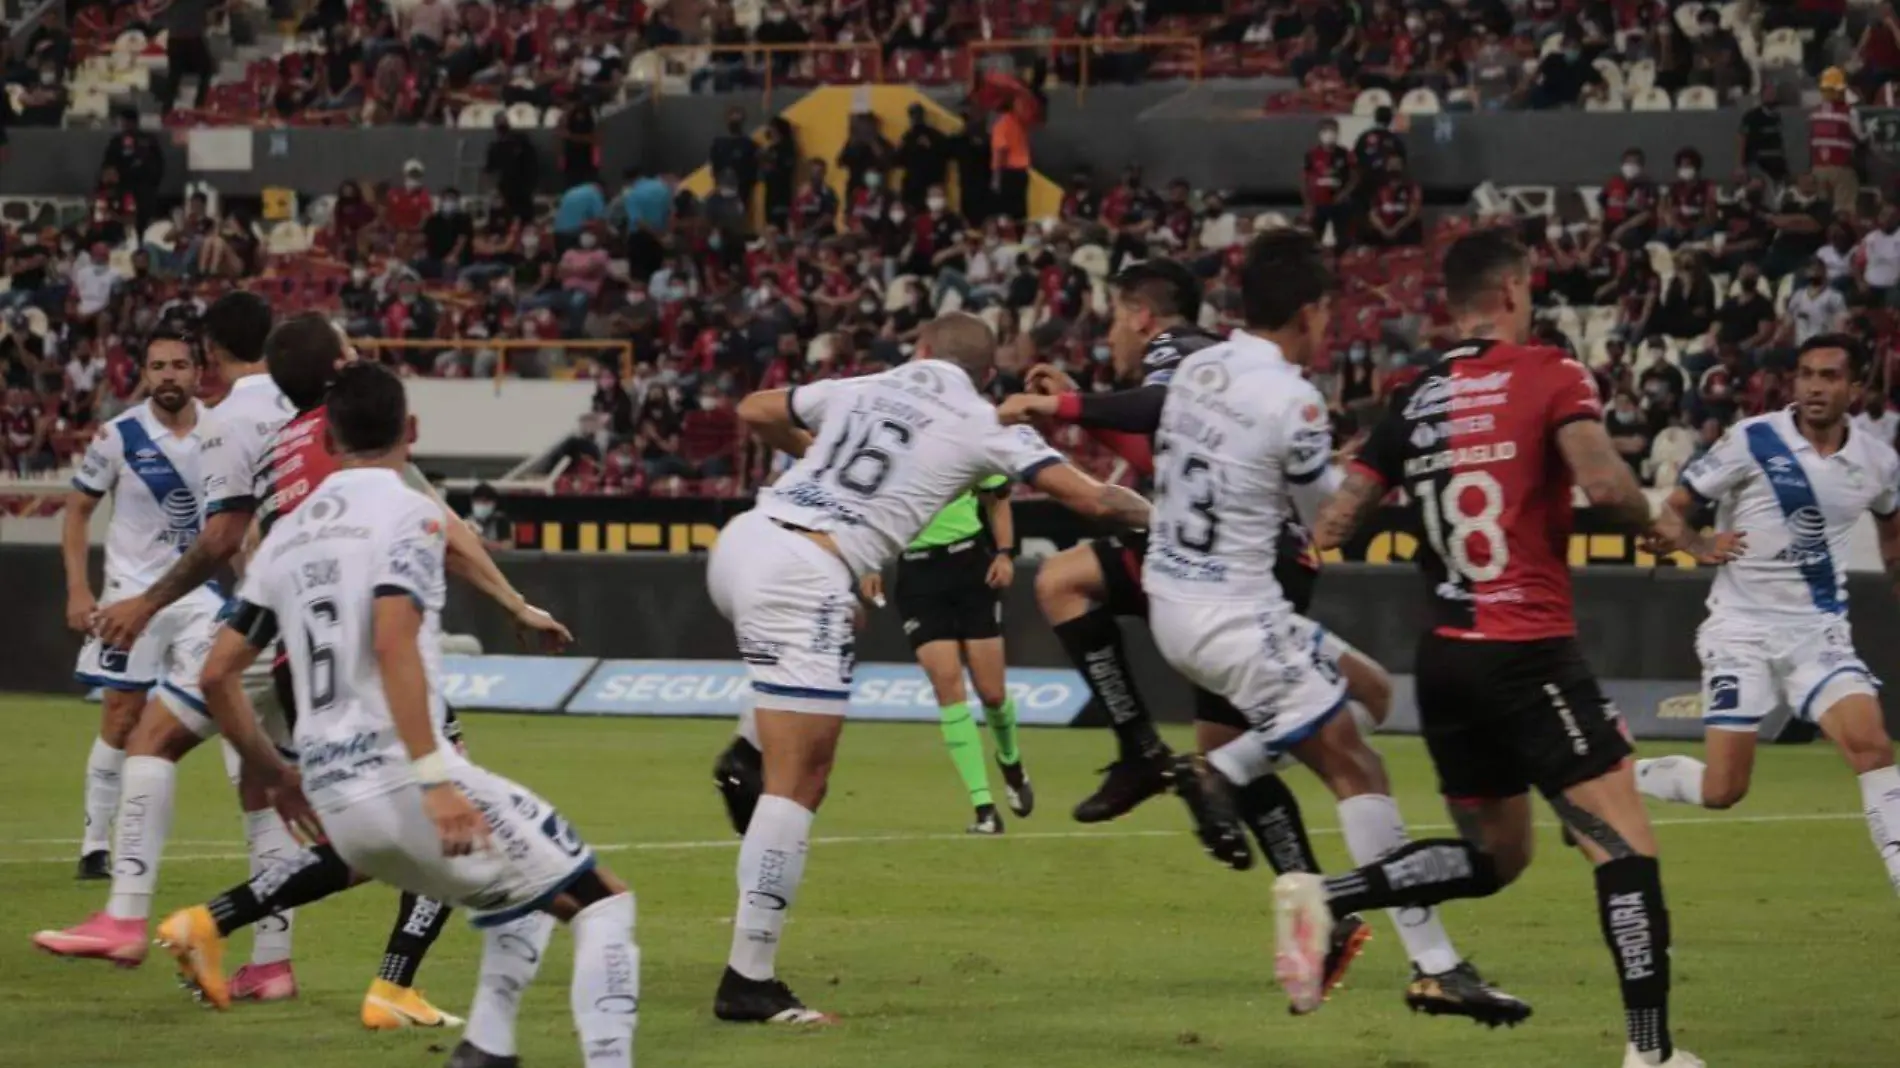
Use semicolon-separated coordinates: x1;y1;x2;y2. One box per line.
208;844;356;936
1321;839;1502;918
1052;609;1166;762
1596;856;1673;1062
377;892;453;987
1236;773;1322;875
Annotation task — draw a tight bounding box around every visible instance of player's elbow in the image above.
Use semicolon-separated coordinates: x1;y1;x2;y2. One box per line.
200;511;248;558
737;391;783;430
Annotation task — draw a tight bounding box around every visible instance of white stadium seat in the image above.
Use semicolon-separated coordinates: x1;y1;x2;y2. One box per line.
1352;88;1394;116
1631;86;1673;111
1676;85;1719;110
1399;88;1441;115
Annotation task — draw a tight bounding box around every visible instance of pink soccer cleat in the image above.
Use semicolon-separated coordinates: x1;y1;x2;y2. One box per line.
230;961;299;1002
32;913;148;967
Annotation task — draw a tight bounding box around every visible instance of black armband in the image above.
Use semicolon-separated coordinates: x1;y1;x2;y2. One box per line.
225;599;279;648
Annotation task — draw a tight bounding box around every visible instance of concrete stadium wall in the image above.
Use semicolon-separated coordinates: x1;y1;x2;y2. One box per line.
10;546;1900;728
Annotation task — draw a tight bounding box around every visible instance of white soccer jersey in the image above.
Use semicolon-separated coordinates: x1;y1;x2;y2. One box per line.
1144;331;1336;606
1682;408;1900;620
754;360;1064;575
72;400;211;600
200;371;296;519
237;467;459;811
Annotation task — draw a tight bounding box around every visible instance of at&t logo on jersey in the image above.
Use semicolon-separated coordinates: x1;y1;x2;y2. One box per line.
1774;505;1831;567
157;488;201;547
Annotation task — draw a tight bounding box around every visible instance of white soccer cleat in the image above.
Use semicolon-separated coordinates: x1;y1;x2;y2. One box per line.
1272;872;1335;1015
1623;1045;1706;1068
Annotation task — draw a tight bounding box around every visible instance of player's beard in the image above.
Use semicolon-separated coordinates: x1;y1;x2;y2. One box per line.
150;385;188;414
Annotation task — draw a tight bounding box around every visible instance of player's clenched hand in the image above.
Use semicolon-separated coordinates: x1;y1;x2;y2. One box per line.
986;553;1014;589
514;603;573;652
860;572;885;606
94;594;156;648
997;393;1057;426
1684;529;1747;565
66;590;97;634
1024;364;1077;396
423;783;492;858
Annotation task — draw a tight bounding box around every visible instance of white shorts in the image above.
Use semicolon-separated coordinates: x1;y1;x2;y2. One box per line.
1150;596;1348;755
320;763;597;929
1696;614;1879;733
706;510;858;715
74;588;222;737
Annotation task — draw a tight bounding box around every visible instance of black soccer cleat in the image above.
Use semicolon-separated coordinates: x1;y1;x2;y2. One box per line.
76;851;111;881
1404;962;1534;1028
969;804;1004;835
1072;751;1173;824
997;757;1035;818
713;967;834;1024
444;1040;520;1068
713;738;764;836
1320;914;1373;1004
1170;754;1254;871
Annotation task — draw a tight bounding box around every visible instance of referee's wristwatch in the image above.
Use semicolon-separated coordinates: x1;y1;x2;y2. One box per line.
996;545;1020;559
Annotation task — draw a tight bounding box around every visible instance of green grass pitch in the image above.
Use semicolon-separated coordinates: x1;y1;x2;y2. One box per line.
1;697;1895;1067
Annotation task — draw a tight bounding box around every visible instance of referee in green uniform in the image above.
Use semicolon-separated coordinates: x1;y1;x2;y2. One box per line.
861;475;1034;833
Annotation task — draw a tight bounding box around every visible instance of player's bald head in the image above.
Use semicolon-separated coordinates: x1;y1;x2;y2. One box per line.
918;311;996;378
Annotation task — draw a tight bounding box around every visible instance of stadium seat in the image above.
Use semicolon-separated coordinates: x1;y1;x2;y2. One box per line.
1352;88;1394;116
1675;85;1718;110
1761;28;1802;68
1502;185;1558;218
1774;272;1795;315
1071;244;1110;281
1584;92;1626;111
507;103;541;129
267;221;311;256
1253;211;1292;231
542;107;564;129
1470;182;1510;216
1625;58;1657;94
458;101;500;128
1631;86;1673;111
1398;87;1440;115
1593;58;1625;98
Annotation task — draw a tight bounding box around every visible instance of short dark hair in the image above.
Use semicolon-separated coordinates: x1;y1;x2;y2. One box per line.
143;322;199;365
266;313;347;412
1796;332;1866;376
472;481;498;502
1443;228;1530;312
1239;229;1333;330
325;362;408;456
1111;258;1202;323
201;291;273;366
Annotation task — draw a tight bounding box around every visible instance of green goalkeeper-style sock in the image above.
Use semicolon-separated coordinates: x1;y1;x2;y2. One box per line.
985;696;1021;767
939;703;993;808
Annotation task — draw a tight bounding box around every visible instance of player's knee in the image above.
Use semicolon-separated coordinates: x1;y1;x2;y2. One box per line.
1351;661;1393;723
1701;778;1749;810
973;682;1008;710
1033;555;1089;621
1838;732;1895;776
926;670;968;707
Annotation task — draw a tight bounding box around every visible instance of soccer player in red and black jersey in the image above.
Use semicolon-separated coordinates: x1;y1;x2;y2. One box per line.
1278;229;1729;1068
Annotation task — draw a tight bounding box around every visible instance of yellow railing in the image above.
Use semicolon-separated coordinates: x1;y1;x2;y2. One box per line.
640;35;1203;101
353;338;635;388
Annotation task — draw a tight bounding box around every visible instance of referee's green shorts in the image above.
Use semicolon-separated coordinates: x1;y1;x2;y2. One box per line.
892;539;1003;650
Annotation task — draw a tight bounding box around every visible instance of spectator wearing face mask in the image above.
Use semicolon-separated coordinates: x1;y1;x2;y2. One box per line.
484;113;540;224
792;159;841;237
1763;173;1831;279
1785;258;1848;346
339;265;380;335
1600;149;1658;250
386;160;435;232
591;367;635;439
554;176;606;253
554;227;610;337
1303;119;1353;246
1659;149;1718;246
416;187;474;281
70;241;122;324
462;206;522;287
1605;390;1654;475
467;482;512;551
635;387;689;481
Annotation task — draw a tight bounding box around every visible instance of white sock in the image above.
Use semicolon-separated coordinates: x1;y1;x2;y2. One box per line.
465;912;555;1058
737;706;760;748
82;737;125;855
1635;756;1707;806
1337;793;1462;976
244;809;298;965
1857;765;1900;895
729;794;812;980
105;756;176;921
571;893;639;1068
1207;732;1275;787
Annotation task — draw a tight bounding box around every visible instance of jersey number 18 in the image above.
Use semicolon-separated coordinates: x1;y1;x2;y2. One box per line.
1414;471;1509;583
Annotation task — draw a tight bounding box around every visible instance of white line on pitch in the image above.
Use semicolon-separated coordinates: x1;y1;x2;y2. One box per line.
0;811;1865;866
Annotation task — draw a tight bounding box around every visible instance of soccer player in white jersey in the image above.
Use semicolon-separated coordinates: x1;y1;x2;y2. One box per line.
706;312;1152;1023
57;328;213;884
203;362;638;1068
1640;334;1900;895
1144;230;1527;1023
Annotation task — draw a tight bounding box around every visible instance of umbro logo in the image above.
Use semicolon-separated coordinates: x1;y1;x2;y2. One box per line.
1767;456;1794;473
134;448;158;461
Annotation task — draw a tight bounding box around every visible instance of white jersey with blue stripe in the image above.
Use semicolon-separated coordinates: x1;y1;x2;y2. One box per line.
1682;408;1900;621
755;360;1065;577
1144;331;1338;607
72;400;210;602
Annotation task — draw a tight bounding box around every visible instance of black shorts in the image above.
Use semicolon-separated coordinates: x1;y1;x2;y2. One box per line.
1414;633;1632;802
1088;533;1320;730
893;540;1002;650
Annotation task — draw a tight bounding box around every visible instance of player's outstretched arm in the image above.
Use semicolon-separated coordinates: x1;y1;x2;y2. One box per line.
59;490;101;633
1554;420;1652;532
96;510;247;647
373;593;491;857
1314;467;1384;552
1641;486;1747;564
440;507;573;651
738;388;816;459
1028;462;1152;530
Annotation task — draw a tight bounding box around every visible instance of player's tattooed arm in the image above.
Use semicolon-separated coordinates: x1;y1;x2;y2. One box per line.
1028;460;1153;530
1093;483;1154;531
1313;468;1385;552
1554;421;1651;532
1875;511;1900;600
95;510;248;647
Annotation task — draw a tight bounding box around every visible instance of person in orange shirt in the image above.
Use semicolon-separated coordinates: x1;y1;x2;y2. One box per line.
990;98;1032;222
